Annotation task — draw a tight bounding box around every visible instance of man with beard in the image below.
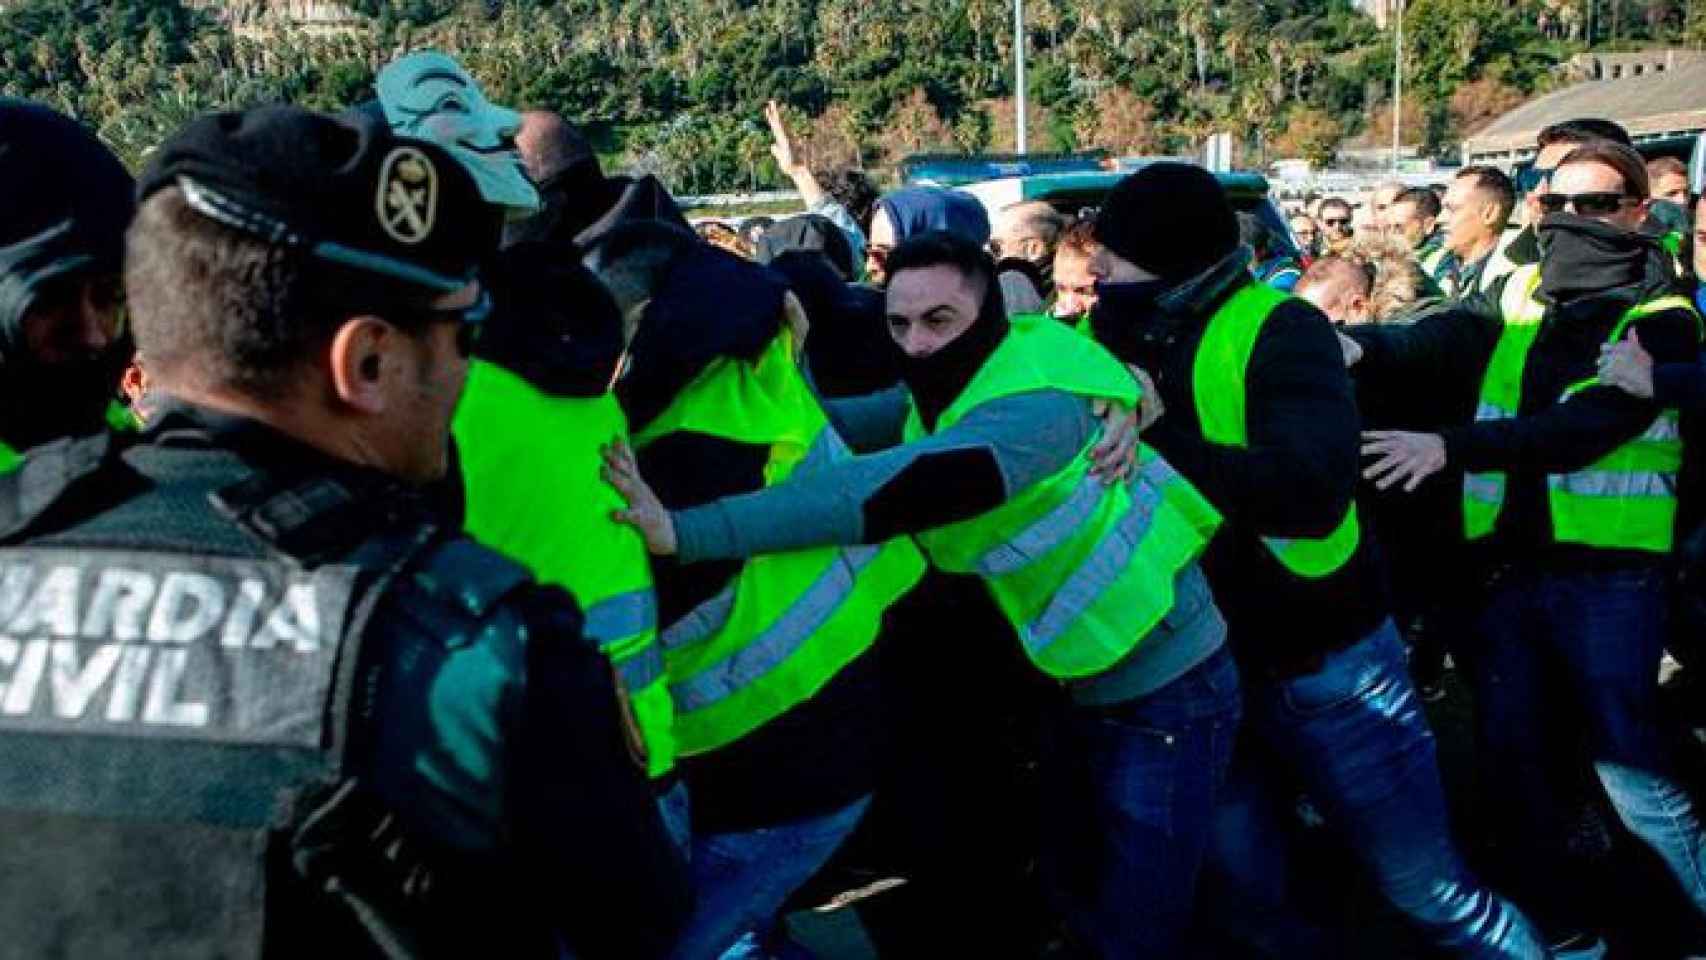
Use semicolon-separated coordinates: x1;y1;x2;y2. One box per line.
1354;140;1705;957
0;100;135;468
602;230;1242;958
1085;162;1544;958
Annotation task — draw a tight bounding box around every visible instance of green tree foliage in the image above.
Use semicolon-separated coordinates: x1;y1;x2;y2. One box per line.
0;0;1668;191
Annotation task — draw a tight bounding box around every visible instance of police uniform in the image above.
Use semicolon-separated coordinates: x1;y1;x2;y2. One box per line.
0;106;688;959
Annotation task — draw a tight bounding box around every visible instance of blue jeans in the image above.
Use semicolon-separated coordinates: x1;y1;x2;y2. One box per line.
1471;567;1706;935
1041;644;1242;956
1232;620;1547;959
665;795;870;960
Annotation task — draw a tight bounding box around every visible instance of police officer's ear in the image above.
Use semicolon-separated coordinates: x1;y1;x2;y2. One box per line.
327;315;397;414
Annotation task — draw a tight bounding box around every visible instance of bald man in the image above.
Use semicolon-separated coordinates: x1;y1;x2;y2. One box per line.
504;109;690;251
516;109;595;184
990;200;1067;315
1296;256;1372;326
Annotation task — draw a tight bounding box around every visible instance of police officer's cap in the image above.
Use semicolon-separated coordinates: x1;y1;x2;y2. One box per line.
139;105;498;294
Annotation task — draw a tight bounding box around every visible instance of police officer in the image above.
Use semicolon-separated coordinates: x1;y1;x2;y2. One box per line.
0;106;688;958
0;99;136;469
1086;163;1545;957
603;230;1240;958
1355;139;1706;956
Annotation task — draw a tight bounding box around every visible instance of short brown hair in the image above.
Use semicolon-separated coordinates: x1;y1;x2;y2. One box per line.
1455;165;1517;225
1558;140;1650;199
1056;218;1099;260
125;187;438;400
1648;156;1687;182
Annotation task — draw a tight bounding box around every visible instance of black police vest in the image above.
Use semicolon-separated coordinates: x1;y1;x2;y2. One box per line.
0;434;440;959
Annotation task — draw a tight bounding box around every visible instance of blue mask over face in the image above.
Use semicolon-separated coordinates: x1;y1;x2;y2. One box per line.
376;51;540;217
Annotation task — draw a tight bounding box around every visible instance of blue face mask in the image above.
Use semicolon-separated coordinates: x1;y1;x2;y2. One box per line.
376;51;540;218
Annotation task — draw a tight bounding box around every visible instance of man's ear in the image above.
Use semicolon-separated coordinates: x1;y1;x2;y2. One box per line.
328;316;394;414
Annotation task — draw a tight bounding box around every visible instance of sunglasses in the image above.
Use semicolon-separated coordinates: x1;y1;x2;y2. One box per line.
391;289;491;358
1536;191;1636;217
1321;216;1351;227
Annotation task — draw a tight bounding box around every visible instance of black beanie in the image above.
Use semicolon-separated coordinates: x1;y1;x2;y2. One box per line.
1094;163;1239;281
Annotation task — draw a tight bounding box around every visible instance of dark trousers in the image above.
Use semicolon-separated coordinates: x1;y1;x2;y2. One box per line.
1211;621;1547;959
1471;566;1706;937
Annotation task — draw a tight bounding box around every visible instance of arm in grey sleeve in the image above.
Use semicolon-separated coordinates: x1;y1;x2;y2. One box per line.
822;385;911;451
675;389;1098;562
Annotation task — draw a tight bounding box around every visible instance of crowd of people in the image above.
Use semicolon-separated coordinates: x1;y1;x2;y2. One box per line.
1;46;1705;960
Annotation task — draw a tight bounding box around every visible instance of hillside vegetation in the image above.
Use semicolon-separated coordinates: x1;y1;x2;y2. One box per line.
2;0;1699;191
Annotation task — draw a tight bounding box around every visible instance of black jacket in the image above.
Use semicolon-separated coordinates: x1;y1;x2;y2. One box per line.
1095;251;1390;674
1350;258;1702;572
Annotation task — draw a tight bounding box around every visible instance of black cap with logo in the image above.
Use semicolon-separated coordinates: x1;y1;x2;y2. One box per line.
139;104;500;294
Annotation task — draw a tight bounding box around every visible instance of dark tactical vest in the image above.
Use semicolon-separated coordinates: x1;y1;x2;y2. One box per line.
0;431;520;959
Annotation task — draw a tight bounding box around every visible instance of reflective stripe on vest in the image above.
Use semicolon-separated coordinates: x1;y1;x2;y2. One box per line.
1465;263;1701;552
1193;281;1362;579
635;332;925;755
454;362;677;777
904;315;1222;680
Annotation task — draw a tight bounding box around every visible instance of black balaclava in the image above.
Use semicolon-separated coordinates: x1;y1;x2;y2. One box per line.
0;100;136;450
1537;212;1654;304
901;267;1011;431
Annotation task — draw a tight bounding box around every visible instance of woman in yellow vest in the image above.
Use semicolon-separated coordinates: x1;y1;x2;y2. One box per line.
606;230;1240;957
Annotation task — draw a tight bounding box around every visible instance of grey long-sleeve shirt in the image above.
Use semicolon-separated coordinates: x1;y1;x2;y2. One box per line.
672;387;1226;701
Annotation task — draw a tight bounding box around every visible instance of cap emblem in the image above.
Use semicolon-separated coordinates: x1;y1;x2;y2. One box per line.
376;146;438;245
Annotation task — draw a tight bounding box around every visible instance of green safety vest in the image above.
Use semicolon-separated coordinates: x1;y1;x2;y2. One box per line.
1463;264;1702;553
454;361;676;777
0;399;135;475
1194;282;1364;579
902;315;1222;679
633;331;926;756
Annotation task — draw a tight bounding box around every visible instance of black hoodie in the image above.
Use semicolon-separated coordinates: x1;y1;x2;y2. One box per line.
0;100;135;452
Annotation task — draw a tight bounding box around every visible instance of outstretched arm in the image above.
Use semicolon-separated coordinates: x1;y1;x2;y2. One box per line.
604;390;1101;559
